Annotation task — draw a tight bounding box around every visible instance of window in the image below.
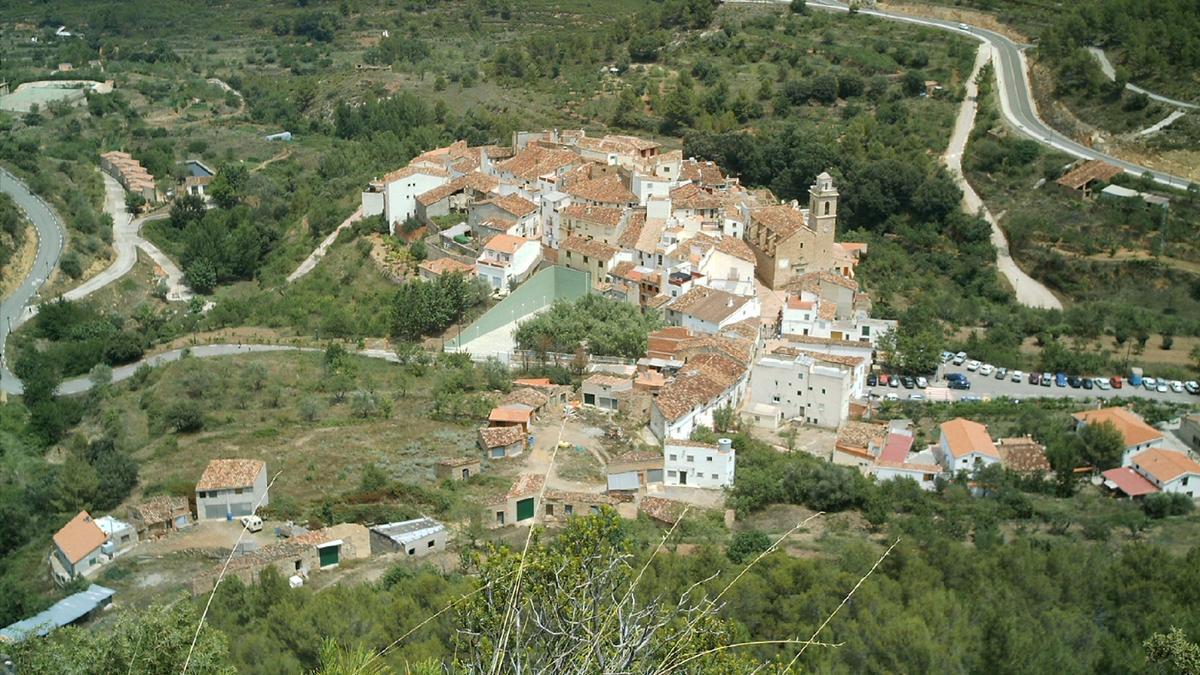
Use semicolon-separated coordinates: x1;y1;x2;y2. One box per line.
234;488;245;495
408;548;416;555
667;470;677;477
772;395;780;403
711;474;719;480
706;456;713;462
669;453;677;461
428;540;435;548
496;511;505;525
590;505;600;515
1184;477;1190;487
565;505;574;516
198;491;206;499
583;256;589;264
687;455;694;462
546;504;555;516
824;202;830;215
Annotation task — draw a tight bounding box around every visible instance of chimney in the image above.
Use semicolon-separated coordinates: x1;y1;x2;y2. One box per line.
718;438;733;454
727;298;734;308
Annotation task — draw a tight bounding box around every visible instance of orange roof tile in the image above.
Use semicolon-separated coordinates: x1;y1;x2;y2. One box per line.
565;174;637;205
489;405;532;424
939;418;999;460
483;234;532;254
563;204;624;228
1132;448;1200;484
479;425;527;448
750;205;808;238
53;511;108;564
196;459;265;491
1071;407;1162;448
562;235;619;260
1056;159;1122;190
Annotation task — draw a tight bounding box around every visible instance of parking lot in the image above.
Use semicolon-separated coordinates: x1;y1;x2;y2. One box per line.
867;355;1200;405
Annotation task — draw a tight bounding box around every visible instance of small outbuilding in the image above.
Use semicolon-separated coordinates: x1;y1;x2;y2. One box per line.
0;585;114;643
581;374;633;411
369;517;447;557
483;473;543;528
478;426;527;459
94;515;138;557
128;495;192;538
435;457;482;481
607;450;664;488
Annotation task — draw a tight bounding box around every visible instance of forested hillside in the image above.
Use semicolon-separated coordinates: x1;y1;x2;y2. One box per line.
0;193;29;286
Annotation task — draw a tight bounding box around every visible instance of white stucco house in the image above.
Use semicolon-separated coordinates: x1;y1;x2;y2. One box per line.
368;166;451;234
748;347;863;429
475;234;542;294
1071;406;1165;467
650;352;749;441
1129;448;1200;498
195;459;269;521
663;438;736;488
664;286;760;335
934;418;1000;474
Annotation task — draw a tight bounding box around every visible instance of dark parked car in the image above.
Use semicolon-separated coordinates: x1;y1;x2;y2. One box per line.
1082;378;1094;390
901;376;915;389
867;374;878;387
948;377;971;390
1030;372;1040;385
1068;376;1082;388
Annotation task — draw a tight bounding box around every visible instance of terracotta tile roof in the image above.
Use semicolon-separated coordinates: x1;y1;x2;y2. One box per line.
836;421;887;451
489;405;533;424
604;134;660;152
1101;466;1159;497
679;159;726;186
563;204;624;228
583;373;633;389
503;388;549;409
654;353;746;421
670;183;723;211
720;319;761;342
132;496;189;526
562;235;619;260
196;459;265;491
750;205;808;238
544;490;619;505
877;431;915;464
514;377;553;388
997;437;1051;474
1071;407;1162;448
609;261;639;280
484;193;538;218
617;211;646;249
483;234;532;254
640;496;687;524
667;287;751;325
939;418;999;460
678;334;754;366
817;302;837;322
611;450;664;464
873;459;942;474
565;174;637;205
787;296;814;310
479;217;517;232
415;171;498;206
508;473;545;498
1132;448;1200;484
1056;159;1122;190
419;258;475;276
646;294;672;309
792;271;859;292
479;425;527;448
769;346;863;369
377;164;451;184
714;236;755;263
53;511;108;565
496;146;580;180
436;457;481;468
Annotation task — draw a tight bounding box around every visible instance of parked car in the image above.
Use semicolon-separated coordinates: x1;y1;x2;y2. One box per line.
901;376;915;389
239;515;263;533
948;376;971;390
1055;373;1068;387
960;394;982;402
979;364;994;376
1169;380;1184;393
1143;377;1157;391
916;376;929;388
1096;378;1111;391
1082;378;1093;390
889;376;900;388
878;374;889;387
1067;376;1082;388
885;393;899;401
1011;370;1024;383
1156;382;1169;393
966;360;981;372
1110;376;1123;389
953;352;967;365
995;367;1008;380
1029;372;1040;385
940;351;954;363
867;373;878;387
909;393;925;401
1185;381;1200;395
1041;372;1053;387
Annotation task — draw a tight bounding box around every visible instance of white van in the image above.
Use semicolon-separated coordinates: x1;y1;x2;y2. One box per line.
239;515;263;533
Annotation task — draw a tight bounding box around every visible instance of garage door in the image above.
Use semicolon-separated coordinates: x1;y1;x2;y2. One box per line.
229;502;253;517
516;498;535;522
647;469;663;483
203;504;227;520
318;544;340;568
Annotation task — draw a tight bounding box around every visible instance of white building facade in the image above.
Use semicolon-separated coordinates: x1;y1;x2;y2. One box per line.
664;438;735;488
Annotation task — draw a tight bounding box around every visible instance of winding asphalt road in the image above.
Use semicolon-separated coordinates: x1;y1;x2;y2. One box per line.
1087;47;1197;111
800;0;1194;189
0;166;65;395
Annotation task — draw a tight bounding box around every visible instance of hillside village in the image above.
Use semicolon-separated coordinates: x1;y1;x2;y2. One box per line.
12;128;1200;643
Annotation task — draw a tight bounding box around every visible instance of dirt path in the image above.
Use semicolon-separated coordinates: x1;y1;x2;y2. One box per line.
286;206;364;283
252;150;291;173
945;45;1063;311
1050;247;1200;275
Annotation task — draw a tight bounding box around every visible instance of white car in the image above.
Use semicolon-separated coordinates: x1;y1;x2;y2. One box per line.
1156;383;1169;393
1143;377;1158;390
953;352;967;365
909;393;925;401
1169;380;1184;393
885;393;899;401
966;360;981;372
979;364;994;376
239;515;263;533
1011;370;1024;382
958;22;970;30
1096;378;1111;391
916;376;928;388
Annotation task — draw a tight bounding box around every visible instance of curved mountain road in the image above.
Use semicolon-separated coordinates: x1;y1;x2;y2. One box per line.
799;0;1194;189
1087;47;1197;111
0;166;66;394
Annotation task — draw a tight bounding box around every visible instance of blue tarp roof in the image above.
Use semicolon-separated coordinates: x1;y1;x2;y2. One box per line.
0;585;114;643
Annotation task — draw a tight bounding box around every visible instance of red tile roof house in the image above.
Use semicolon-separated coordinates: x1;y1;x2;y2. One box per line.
1128;448;1200;499
1071;407;1164;467
49;511;109;583
195;459;269;521
935;418;1000;475
649;352;749;442
478;425;528;459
